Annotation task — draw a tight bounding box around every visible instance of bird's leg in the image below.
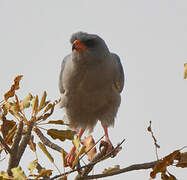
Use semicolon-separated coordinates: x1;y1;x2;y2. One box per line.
101;123;114;153
66;128;85;167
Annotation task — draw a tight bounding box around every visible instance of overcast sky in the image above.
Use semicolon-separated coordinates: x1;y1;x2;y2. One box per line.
0;0;187;179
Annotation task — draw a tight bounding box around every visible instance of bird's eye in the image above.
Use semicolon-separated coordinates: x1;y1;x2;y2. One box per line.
83;39;96;48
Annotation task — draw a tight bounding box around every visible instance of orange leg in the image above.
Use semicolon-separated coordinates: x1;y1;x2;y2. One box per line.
66;128;85;167
101;123;114;153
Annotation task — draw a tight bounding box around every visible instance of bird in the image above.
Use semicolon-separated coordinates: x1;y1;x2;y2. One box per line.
59;32;124;167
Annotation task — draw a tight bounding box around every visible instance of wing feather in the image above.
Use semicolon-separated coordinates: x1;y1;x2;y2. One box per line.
111;53;125;93
58;54;70;94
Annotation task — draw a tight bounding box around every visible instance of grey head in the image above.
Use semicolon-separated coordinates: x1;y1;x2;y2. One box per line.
70;32;110;63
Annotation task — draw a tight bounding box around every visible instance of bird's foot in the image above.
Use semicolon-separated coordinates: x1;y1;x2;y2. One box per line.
100;139;120;158
65;147;76;167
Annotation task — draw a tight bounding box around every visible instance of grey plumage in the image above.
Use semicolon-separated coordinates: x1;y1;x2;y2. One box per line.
59;32;124;131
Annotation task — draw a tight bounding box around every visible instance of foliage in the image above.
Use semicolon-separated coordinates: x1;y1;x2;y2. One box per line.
0;74;187;180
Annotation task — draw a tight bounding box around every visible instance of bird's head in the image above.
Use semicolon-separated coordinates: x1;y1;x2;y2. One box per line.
70;32;109;61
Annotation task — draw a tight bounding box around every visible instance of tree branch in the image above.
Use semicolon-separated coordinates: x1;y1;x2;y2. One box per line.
7;120;23;175
34;127;67;154
79;161;157;179
49;139;125;180
0;135;11;154
17;120;34;162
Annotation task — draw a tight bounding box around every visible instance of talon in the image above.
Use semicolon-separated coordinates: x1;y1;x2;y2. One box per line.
66;147;76;167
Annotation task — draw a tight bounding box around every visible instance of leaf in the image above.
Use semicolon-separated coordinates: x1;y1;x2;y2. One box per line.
35;169;52;178
72;145;86;168
28;160;38;174
176;152;187;168
38;103;55;121
0;171;12;179
161;173;170;180
0;115;16;139
73;136;81;153
2;105;8;116
184;63;187;79
4;75;23;101
29;135;36;152
61;149;67;168
5;102;19;115
20;93;33;110
32;95;39;116
168;172;177;180
82;135;97;161
102;165;120;174
38;142;54;163
5;123;17;145
150;150;180;178
47;129;76;142
44;103;53;113
14;94;21;112
38;91;47;111
47;120;64;125
11;166;27;180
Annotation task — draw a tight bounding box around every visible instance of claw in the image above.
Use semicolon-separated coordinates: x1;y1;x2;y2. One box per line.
65;146;76;167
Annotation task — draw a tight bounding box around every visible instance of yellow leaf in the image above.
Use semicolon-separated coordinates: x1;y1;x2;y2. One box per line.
28;160;38;174
0;171;12;179
32;95;39;116
5;102;19;115
184;63;187;79
20;93;33;109
47;120;64;125
72;145;86;168
73;136;81;153
38;91;47;111
11;166;27;180
36;169;52;178
44;103;53;113
38;103;55;121
47;129;76;142
38;142;54;163
102;165;120;174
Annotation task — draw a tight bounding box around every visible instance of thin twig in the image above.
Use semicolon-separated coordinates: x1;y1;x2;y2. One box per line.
34;127;67;154
49;138;126;180
79;134;105;161
148;121;160;160
78;138;126;178
49;160;157;180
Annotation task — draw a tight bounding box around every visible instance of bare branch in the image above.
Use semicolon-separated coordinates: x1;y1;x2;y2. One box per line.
17;120;34;162
7;120;23;175
147;121;160;160
49;139;126;180
79;161;157;179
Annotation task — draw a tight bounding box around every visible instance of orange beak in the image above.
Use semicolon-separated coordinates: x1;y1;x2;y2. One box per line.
72;40;88;52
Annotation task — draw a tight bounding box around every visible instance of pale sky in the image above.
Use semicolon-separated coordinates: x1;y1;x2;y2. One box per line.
0;0;187;179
